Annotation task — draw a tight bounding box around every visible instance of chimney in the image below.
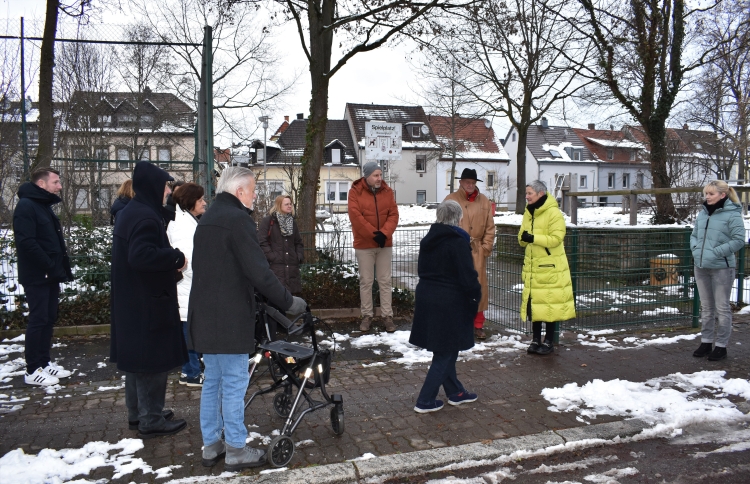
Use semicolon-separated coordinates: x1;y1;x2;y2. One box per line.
297;113;304;120
588;123;595;130
683;123;688;130
541;117;548;129
284;115;289;123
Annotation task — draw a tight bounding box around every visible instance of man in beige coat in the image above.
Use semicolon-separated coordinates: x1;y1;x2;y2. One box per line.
443;168;496;339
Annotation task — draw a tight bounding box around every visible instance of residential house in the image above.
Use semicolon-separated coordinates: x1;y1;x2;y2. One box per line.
344;103;442;204
427;115;510;204
0;99;39;220
573;124;650;206
57;88;196;219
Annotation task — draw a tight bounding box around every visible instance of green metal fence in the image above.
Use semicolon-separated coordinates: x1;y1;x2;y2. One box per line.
2;224;749;333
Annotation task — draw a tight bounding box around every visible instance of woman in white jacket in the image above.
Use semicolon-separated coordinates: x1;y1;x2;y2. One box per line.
167;183;207;386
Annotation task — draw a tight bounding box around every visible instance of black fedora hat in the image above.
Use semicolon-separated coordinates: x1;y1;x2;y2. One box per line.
455;168;483;182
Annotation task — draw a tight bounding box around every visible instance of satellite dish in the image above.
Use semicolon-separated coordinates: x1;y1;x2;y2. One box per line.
421;124;429;135
484;118;491;128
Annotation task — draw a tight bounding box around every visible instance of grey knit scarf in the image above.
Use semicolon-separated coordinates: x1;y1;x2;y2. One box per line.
276;212;295;236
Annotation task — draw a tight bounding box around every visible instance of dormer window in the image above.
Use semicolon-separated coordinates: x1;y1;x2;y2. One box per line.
607;148;614;160
256;148;264;163
331;148;341;165
629;150;636;161
411;125;421;137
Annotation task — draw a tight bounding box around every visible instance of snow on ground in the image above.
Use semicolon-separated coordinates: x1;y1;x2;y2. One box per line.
0;438;182;483
347;330;527;366
575;331;700;351
541;370;750;436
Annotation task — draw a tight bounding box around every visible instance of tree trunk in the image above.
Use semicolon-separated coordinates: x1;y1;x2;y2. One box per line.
34;0;60;171
297;0;334;240
514;127;528;214
648;121;677;223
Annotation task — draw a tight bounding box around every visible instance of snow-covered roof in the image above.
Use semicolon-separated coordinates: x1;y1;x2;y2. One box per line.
586;137;643;149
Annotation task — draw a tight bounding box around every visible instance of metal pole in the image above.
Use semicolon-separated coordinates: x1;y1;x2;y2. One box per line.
263;124;267;187
203;26;214;200
20;17;29;180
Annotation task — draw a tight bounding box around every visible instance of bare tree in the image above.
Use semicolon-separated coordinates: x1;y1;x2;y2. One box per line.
254;0;476;234
572;0;731;223
131;0;296;145
411;56;487;193
0;33;23;222
420;0;592;213
34;0;93;171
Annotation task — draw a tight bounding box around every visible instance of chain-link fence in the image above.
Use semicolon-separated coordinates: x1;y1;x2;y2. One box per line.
3;223;750;332
0;18;213;228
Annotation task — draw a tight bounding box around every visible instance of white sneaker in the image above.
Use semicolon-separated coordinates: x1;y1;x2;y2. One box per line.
44;363;72;379
25;367;60;386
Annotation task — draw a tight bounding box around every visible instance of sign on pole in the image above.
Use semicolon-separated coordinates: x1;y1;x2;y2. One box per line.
365;121;402;160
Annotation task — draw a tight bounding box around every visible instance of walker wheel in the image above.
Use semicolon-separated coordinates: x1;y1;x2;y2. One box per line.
268;435;295;467
273;392;293;418
330;404;345;435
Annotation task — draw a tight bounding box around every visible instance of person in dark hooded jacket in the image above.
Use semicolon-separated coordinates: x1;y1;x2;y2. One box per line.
409;199;481;413
13;168;74;387
110;161;188;439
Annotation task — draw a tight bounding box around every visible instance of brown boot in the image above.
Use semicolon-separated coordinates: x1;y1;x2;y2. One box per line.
384;316;397;333
474;327;487;340
360;316;372;332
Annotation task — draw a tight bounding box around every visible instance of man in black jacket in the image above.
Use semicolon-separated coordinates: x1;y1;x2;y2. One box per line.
188;167;306;470
110;161;188;439
13;168;74;386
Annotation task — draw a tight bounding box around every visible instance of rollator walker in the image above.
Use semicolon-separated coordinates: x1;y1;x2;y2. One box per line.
245;299;344;467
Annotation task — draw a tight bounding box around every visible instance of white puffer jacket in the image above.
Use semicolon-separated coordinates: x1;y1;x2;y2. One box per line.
167;208;198;321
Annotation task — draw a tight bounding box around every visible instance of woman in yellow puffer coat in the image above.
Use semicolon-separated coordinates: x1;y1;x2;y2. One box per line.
518;180;576;355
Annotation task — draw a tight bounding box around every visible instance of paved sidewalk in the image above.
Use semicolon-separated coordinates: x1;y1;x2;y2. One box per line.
0;317;748;483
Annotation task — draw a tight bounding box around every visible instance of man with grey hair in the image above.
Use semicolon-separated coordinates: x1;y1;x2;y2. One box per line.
444;168;496;340
348;161;399;332
188;167;306;470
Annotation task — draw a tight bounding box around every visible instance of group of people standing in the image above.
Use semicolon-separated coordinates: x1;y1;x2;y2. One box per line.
11;159;741;466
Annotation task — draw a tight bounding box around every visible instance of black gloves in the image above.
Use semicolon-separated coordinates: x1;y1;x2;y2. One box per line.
373;231;387;248
521;231;534;243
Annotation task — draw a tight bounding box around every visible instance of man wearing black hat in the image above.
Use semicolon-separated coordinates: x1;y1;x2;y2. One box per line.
443;168;496;339
110;161;188;439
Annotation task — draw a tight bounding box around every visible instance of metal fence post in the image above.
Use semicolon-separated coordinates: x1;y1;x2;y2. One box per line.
737;244;746;306
692;280;701;328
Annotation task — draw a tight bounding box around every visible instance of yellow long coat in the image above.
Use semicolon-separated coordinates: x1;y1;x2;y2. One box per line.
444;187;496;311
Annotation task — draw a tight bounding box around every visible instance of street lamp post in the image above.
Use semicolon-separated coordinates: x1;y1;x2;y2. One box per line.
259;115;269;193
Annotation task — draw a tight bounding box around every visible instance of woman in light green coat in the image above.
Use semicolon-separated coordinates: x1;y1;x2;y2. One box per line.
690;180;745;361
518;180;576;355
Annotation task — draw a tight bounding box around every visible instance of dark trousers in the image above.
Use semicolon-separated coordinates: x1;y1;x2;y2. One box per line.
23;282;60;372
124;371;168;430
416;351;465;406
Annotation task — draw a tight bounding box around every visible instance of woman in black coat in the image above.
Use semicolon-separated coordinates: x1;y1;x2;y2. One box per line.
258;195;304;294
409;199;482;413
110;179;134;225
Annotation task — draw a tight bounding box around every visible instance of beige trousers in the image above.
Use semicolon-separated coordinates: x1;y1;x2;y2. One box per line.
355;247;393;317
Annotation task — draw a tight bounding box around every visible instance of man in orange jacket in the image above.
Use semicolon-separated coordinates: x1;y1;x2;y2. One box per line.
348;162;400;332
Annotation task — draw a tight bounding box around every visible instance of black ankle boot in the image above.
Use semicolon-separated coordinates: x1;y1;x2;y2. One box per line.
536;339;553;355
708;346;727;361
527;339;541;354
693;342;713;358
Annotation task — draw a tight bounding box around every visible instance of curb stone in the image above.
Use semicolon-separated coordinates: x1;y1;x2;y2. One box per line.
204;419;650;483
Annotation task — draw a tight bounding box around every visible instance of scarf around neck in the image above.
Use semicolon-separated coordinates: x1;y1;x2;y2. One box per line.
276;212;295;236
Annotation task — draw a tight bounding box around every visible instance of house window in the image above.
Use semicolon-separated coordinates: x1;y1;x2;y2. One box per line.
75;188;89;209
487;171;496;188
137;147;150;161
158;148;171;169
549;149;562;158
256;148;264;163
636;173;644;188
607;173;615;188
140;115;154;128
327;181;349;202
446;170;453;189
97;115;111;127
331;148;341;165
268;181;284;199
599;196;608;206
622;173;630;188
117;148;131;170
573;149;582;161
94;147;109;170
72;147;88;169
97;186;112;207
512;133;516;142
411;125;421;137
579;175;587;188
416;190;426;204
416;155;426;173
629;150;636;161
607;148;614;160
118;114;136;125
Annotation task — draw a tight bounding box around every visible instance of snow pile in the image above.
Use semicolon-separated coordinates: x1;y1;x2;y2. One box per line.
0;439;181;483
349;331;527;366
576;331;700;351
542;370;750;436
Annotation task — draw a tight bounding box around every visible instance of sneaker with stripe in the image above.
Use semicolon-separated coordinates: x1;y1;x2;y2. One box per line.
44;362;72;378
25;367;59;386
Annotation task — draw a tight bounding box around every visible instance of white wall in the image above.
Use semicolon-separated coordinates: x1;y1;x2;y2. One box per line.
436;161;509;203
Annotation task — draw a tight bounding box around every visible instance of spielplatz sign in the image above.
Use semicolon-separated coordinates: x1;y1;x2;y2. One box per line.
365;121;402;160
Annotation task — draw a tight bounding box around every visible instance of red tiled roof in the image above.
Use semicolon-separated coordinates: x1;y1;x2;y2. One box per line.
427;115;501;155
572;128;644;164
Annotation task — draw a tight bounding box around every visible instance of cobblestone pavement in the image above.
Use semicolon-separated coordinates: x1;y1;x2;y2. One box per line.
0;317;748;482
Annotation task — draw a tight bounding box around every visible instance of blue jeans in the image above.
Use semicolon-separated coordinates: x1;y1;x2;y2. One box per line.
416;351;465;406
23;283;60;372
200;353;249;448
182;321;202;378
694;266;735;347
